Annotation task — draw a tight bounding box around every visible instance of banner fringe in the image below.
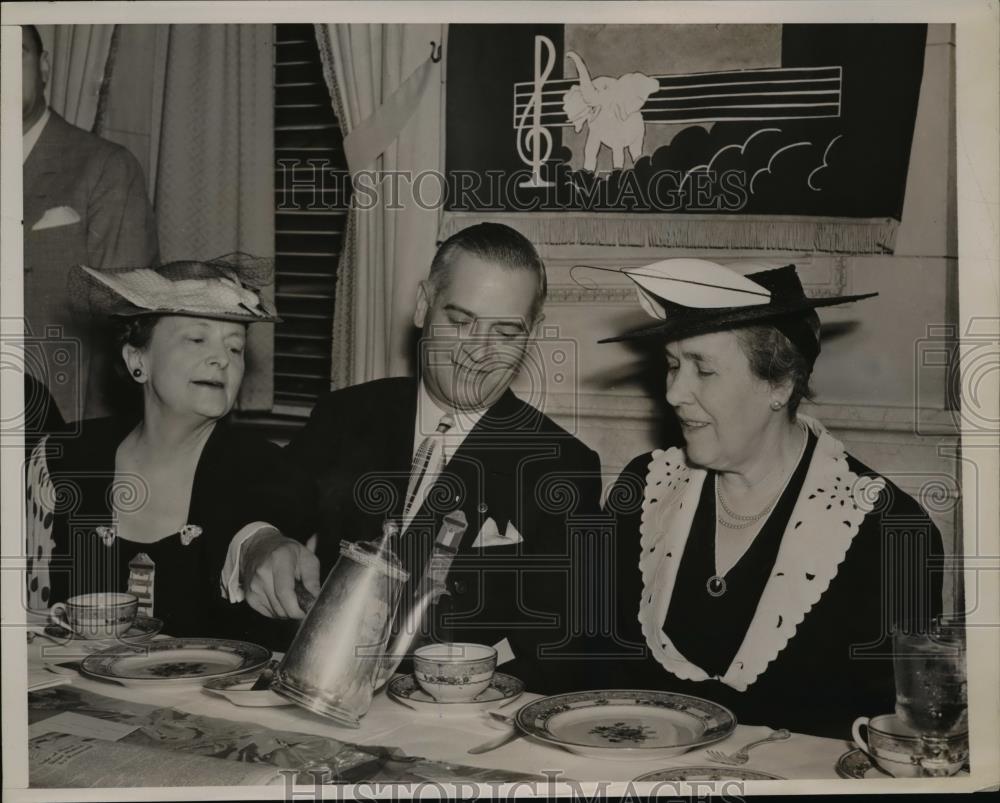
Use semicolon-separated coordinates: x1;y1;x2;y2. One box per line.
438;213;900;254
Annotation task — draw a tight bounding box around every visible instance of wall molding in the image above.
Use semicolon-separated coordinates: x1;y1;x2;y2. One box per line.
546;285;639;305
533;392;964;519
536;391;961;437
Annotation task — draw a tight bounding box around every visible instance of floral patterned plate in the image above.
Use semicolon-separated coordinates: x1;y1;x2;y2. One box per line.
388;672;525;714
514;689;736;760
80;638;271;688
634;766;784;781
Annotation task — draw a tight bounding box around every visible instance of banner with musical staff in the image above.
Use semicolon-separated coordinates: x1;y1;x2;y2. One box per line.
442;23;927;254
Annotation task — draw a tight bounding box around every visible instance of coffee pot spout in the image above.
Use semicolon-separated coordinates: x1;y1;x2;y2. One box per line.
375;582;448;688
373;510;467;688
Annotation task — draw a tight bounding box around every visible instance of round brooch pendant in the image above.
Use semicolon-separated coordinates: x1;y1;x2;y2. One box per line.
706;575;727;597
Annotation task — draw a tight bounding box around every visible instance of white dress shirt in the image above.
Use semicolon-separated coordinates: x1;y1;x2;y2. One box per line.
413;381;487;465
403;383;487;528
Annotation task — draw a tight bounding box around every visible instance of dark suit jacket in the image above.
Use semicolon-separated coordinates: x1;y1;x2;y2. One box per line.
285;377;604;693
24;111;158;423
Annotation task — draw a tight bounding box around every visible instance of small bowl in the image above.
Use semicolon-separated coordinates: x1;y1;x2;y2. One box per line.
413;642;497;703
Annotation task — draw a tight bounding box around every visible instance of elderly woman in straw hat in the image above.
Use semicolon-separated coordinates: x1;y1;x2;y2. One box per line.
24;256;317;642
596;260;945;738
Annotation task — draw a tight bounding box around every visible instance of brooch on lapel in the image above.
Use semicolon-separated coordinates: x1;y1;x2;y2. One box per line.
96;526;117;547
96;524;202;545
179;525;202;546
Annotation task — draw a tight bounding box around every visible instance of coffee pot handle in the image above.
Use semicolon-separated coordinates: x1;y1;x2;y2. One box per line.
293;580;316;613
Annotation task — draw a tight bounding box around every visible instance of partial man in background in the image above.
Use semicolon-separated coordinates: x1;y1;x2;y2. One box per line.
22;24;158;423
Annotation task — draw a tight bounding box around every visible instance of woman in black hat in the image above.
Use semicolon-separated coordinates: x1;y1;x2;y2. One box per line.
596;259;945;739
25;256;317;645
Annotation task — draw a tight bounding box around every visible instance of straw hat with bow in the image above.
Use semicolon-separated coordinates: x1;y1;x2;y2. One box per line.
69;253;281;324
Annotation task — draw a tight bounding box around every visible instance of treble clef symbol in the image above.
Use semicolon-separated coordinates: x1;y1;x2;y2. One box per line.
516;35;556;188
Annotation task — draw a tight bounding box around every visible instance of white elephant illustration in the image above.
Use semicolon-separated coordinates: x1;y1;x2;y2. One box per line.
562;52;660;172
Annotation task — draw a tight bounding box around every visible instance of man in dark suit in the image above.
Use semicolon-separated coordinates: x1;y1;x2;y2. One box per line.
226;224;603;693
22;25;158;422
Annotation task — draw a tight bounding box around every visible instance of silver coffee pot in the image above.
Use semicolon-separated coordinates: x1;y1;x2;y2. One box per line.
272;512;466;727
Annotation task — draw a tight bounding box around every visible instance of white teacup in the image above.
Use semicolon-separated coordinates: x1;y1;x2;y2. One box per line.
852;713;968;778
49;592;138;640
413;642;497;702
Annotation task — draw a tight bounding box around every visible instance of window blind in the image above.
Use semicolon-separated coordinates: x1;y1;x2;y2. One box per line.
272;23;350;414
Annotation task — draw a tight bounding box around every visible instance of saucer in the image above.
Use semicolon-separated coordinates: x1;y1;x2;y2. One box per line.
203;662;291;707
44;614;163;644
835;748;970;779
836;748;896;779
388;672;524;714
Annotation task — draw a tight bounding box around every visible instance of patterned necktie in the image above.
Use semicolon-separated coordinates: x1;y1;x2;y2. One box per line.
403;414;454;520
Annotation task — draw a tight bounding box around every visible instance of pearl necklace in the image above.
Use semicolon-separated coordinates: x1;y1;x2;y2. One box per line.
706;425;809;598
716;478;782;528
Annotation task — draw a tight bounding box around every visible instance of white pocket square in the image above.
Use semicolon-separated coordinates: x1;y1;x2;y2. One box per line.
470;517;524;549
32;206;81;231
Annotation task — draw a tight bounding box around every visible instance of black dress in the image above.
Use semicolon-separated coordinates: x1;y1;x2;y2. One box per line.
593;423;945;739
662;431;818;678
26;416;316;647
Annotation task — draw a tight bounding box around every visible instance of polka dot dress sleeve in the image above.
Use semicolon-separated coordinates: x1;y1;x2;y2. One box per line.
25;436;57;612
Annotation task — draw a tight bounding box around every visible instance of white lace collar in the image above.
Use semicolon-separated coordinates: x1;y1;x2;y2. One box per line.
636;414;885;692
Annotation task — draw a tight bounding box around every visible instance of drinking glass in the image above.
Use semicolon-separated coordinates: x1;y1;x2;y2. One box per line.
892;624;967;737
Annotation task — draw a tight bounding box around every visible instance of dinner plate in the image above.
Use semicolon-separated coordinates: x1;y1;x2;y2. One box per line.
203;661;291;707
633;766;785;782
514;689;736;760
80;637;270;687
387;672;525;714
44;614;163;644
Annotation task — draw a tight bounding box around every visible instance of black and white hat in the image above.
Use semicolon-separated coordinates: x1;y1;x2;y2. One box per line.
598;259;877;364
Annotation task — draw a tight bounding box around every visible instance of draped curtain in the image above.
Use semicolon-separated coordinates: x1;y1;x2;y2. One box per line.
93;25;170;199
36;25;115;132
153;25;276;409
314;24;445;387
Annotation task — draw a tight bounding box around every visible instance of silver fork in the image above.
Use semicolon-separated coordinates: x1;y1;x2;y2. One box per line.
706;729;791;765
466;711;521;755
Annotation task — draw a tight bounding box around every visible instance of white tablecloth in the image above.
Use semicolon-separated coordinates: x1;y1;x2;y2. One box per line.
27;638;852;783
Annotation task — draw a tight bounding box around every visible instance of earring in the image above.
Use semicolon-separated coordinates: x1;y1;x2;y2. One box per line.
132;368;143;379
770;400;783;411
